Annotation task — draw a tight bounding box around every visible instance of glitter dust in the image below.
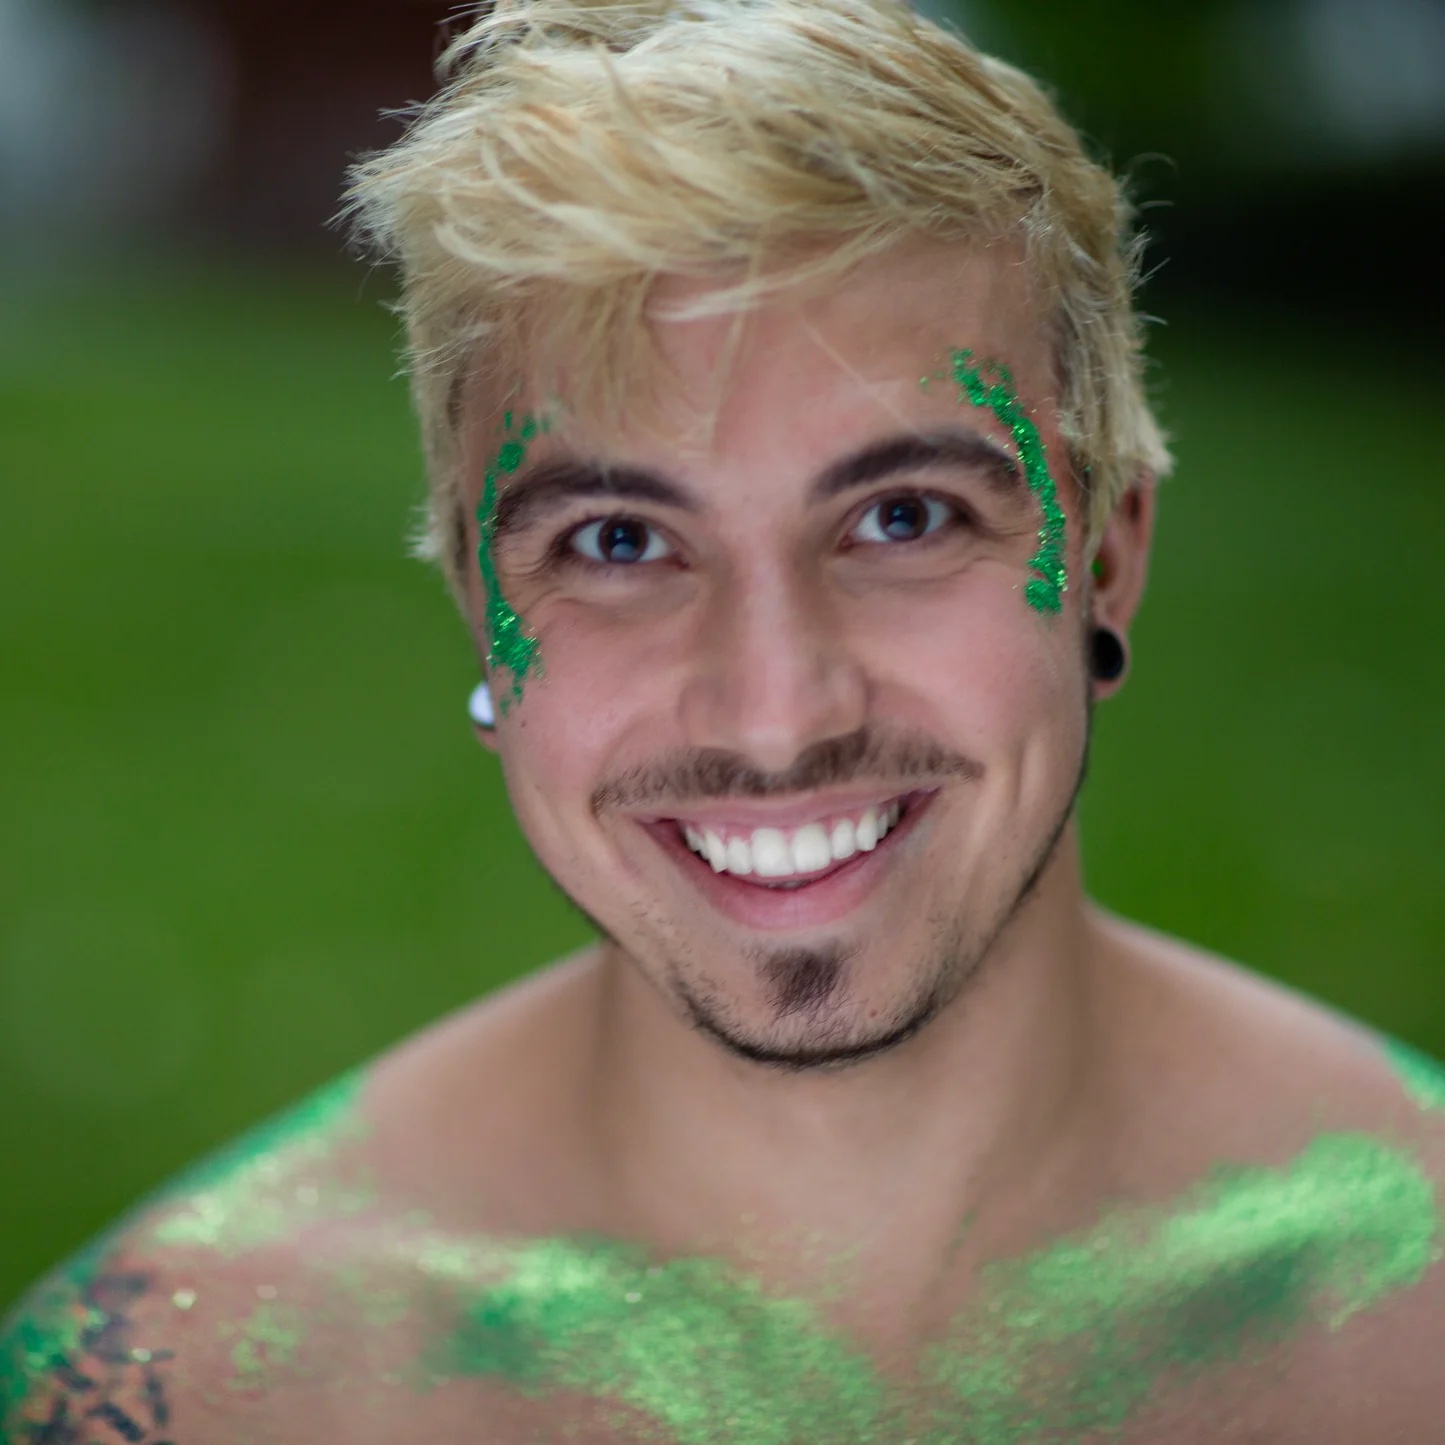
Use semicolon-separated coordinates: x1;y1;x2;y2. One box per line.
476;409;546;709
943;350;1068;615
6;1053;1443;1441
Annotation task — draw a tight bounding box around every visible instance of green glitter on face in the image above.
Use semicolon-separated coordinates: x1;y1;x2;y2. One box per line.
476;411;547;709
944;350;1068;615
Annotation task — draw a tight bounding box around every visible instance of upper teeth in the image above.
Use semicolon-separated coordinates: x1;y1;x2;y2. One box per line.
680;802;903;880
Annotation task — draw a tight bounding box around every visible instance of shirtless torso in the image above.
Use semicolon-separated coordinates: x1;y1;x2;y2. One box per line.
6;917;1445;1444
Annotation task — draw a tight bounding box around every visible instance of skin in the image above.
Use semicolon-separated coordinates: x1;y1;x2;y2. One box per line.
6;240;1445;1443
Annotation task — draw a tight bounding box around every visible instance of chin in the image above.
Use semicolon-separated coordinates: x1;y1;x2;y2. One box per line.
668;924;970;1073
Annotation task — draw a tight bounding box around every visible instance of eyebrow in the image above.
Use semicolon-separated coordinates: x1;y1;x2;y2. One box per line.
485;425;1023;541
809;428;1020;503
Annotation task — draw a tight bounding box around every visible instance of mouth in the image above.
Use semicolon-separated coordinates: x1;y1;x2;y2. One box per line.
637;790;936;930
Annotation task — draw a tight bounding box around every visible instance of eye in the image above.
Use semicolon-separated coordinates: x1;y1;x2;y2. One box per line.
851;494;954;545
568;515;673;565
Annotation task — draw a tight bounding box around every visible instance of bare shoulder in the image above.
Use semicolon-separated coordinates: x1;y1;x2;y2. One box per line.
1096;911;1445;1151
1095;913;1445;1440
1;1068;377;1442
0;965;609;1444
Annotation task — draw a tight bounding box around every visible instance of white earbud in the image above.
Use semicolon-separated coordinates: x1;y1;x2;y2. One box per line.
467;680;496;730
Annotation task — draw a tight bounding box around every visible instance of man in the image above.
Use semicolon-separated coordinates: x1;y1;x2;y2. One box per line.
4;1;1443;1440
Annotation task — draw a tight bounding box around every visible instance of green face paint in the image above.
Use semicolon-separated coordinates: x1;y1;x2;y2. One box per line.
476;410;547;709
943;350;1068;615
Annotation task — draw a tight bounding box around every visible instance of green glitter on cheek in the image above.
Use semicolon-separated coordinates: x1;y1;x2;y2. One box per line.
476;411;548;710
941;350;1068;615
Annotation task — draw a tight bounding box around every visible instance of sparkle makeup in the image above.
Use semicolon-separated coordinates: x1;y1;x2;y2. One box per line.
4;1043;1443;1439
476;410;547;709
938;349;1069;615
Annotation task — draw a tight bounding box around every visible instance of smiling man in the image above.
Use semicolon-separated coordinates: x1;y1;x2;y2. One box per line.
5;2;1445;1441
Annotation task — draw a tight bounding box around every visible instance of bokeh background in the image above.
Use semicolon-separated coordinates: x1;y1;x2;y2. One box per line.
2;0;1442;1310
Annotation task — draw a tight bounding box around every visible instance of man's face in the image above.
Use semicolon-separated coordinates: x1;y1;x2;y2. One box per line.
463;242;1116;1067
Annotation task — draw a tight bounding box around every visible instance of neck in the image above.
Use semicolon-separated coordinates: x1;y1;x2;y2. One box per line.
583;828;1111;1319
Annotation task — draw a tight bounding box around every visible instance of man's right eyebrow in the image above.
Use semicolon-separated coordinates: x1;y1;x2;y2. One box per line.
487;458;699;541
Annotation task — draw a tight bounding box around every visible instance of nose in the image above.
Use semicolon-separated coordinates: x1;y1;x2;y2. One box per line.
677;562;868;774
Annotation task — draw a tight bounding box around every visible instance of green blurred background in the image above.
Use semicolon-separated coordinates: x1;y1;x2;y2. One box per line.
1;0;1442;1310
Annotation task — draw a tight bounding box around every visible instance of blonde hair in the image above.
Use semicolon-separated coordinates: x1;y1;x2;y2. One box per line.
346;0;1171;593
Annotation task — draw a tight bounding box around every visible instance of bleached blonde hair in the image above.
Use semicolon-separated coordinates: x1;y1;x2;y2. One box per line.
346;0;1171;593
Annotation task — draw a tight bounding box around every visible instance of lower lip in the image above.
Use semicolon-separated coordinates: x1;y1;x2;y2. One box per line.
641;793;935;932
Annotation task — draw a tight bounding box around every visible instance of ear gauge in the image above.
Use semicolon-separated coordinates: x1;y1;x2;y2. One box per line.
1089;627;1128;684
468;681;496;730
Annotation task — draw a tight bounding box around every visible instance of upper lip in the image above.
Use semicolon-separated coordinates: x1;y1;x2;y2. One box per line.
635;788;924;832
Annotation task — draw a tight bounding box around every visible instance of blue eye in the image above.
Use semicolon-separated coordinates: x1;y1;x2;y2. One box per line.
569;516;673;565
851;494;953;544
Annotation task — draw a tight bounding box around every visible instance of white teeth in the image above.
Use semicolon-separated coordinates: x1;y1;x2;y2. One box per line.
750;827;792;878
680;798;906;880
791;823;831;874
725;836;753;875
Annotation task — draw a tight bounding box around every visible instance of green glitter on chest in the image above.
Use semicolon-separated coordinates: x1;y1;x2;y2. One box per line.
1382;1036;1445;1114
226;1301;308;1392
430;1237;892;1443
423;1132;1437;1444
476;410;546;709
147;1068;372;1255
944;350;1068;615
923;1131;1439;1441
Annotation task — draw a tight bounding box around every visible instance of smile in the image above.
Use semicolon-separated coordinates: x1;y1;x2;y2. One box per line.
679;800;904;884
633;789;936;931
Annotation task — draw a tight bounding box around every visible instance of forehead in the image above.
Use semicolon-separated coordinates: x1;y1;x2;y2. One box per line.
663;238;1044;392
467;238;1053;481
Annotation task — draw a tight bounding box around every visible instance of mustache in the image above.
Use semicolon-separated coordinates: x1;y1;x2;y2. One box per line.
591;728;983;813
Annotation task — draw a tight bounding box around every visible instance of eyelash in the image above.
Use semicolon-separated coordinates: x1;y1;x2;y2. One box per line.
544;490;974;573
847;493;965;547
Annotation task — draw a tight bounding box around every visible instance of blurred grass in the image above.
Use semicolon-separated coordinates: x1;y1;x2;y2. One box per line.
1;261;1441;1307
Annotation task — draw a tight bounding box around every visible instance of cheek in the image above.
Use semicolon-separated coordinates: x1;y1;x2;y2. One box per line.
857;578;1084;751
492;608;668;841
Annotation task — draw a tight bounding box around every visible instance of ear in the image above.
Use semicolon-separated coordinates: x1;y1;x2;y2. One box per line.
1088;472;1156;638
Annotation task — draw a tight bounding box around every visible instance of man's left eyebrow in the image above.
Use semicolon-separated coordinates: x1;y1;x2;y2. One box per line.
488;457;699;540
808;428;1022;503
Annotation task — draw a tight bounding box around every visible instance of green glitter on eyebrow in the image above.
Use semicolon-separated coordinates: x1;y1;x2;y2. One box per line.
476;410;548;709
943;349;1068;615
1382;1036;1445;1114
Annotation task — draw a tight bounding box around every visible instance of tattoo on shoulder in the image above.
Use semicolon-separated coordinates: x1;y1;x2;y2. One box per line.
2;1264;179;1444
